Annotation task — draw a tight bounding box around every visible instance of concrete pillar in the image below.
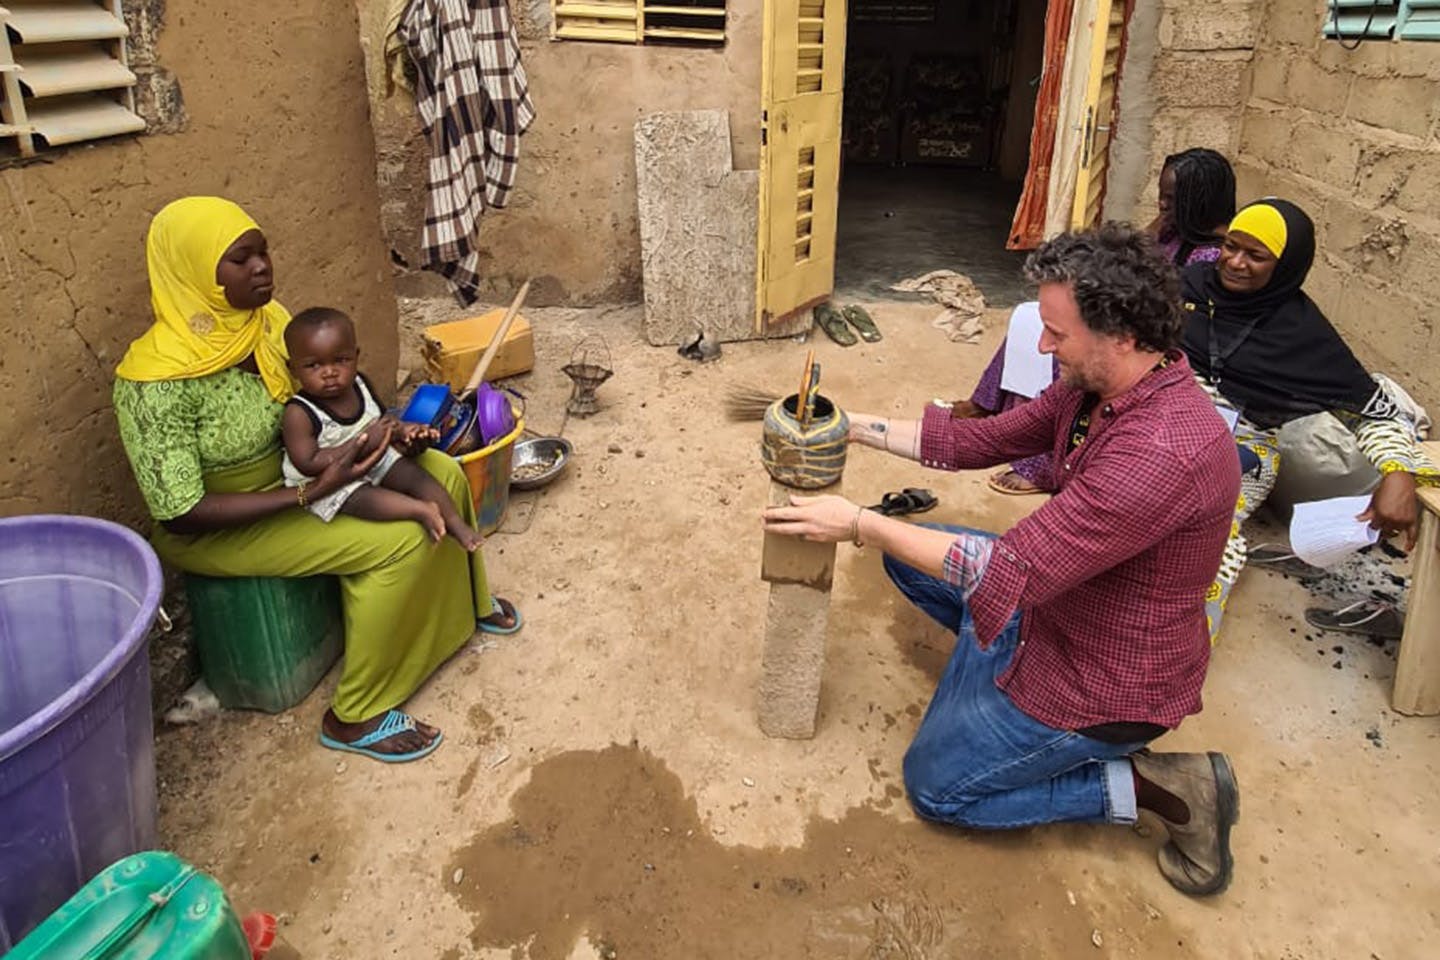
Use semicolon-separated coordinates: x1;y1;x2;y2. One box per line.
757;480;839;739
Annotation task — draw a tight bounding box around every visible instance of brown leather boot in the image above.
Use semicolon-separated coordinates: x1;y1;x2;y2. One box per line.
1131;751;1240;896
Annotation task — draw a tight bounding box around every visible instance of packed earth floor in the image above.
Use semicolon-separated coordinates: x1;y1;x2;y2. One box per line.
155;299;1440;959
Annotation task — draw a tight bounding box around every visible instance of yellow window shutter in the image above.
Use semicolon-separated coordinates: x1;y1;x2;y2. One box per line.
1068;0;1127;230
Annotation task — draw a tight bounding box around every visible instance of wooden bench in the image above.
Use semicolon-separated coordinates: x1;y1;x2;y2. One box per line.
1393;439;1440;715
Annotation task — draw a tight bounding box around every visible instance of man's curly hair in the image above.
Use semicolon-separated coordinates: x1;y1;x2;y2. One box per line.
1022;222;1183;354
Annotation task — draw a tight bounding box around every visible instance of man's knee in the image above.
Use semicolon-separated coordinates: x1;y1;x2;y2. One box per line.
903;741;975;825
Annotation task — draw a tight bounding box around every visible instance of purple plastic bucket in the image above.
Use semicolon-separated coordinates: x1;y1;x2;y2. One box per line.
0;515;163;950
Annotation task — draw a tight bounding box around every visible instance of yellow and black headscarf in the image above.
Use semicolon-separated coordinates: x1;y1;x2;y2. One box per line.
1179;198;1387;429
116;197;293;400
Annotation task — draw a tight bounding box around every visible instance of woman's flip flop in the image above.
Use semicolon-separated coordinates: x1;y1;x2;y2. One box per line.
867;488;938;517
841;305;882;342
986;468;1044;496
477;595;523;635
1304;599;1404;639
814;303;858;347
318;709;443;763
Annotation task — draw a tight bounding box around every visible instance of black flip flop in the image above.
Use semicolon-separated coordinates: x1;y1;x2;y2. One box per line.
867;488;938;517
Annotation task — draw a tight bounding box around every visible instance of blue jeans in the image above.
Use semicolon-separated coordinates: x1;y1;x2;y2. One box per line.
885;526;1147;829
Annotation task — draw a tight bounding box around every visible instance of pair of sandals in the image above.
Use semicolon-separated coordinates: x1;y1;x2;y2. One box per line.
815;303;882;346
1248;545;1405;639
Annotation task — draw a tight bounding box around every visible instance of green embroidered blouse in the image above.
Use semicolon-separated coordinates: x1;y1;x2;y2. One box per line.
113;369;284;521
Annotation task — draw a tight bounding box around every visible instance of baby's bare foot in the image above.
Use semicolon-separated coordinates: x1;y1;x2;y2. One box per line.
447;517;484;552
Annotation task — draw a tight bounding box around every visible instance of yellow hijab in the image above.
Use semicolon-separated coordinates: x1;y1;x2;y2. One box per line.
116;197;294;400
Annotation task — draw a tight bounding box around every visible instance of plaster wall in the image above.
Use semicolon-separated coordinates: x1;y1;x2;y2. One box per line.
1106;0;1261;225
357;0;763;305
0;0;398;525
1234;0;1440;410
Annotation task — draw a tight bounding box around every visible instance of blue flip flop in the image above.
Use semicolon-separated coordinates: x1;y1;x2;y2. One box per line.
318;709;443;763
477;596;523;635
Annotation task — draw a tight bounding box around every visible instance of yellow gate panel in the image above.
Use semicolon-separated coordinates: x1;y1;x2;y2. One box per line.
1070;0;1126;230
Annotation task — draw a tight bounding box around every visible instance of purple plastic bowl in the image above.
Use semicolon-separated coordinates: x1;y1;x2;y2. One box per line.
476;383;516;446
0;515;163;949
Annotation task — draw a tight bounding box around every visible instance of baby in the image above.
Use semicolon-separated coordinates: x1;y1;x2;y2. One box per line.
280;307;483;550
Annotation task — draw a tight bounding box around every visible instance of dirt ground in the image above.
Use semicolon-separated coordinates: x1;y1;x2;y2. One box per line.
155;299;1440;959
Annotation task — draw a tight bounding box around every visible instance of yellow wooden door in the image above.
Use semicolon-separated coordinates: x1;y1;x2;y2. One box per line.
1069;0;1126;229
755;0;846;334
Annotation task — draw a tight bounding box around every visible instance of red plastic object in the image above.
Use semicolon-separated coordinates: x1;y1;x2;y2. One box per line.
241;912;277;959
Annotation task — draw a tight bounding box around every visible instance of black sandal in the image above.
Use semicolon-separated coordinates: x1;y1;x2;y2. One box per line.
867;488;938;517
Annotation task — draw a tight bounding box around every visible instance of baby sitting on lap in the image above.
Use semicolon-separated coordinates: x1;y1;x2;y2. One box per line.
280;307;483;551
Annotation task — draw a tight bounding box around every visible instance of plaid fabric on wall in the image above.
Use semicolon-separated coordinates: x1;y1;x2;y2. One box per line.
400;0;536;304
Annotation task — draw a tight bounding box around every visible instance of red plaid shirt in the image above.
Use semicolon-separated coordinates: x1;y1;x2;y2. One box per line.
919;353;1238;730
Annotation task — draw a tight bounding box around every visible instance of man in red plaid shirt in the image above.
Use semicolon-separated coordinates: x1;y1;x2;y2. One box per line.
765;224;1242;896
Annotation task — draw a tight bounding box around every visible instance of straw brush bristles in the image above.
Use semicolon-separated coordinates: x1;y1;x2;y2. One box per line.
724;384;782;422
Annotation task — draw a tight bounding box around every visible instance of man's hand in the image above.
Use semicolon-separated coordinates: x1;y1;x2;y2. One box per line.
1358;470;1419;551
762;494;860;543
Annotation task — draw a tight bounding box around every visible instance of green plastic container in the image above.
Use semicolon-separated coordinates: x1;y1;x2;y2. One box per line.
8;851;250;960
185;574;343;713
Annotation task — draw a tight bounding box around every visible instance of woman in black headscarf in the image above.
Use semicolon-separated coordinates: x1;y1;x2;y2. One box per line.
1179;198;1435;641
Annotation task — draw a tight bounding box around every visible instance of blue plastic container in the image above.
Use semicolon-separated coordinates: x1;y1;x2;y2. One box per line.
0;515;163;951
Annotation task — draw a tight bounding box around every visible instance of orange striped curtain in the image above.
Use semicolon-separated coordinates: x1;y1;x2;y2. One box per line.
1007;0;1076;251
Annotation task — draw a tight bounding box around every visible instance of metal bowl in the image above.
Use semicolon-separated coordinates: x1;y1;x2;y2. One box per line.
510;437;572;491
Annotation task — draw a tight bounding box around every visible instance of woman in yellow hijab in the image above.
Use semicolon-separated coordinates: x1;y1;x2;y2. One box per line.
113;197;520;763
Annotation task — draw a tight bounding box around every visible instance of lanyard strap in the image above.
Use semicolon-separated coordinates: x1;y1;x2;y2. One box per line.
1205;299;1263;385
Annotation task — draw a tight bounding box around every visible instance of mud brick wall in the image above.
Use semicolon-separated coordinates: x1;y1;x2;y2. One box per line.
0;0;398;525
1108;0;1262;225
354;0;763;306
1234;0;1440;411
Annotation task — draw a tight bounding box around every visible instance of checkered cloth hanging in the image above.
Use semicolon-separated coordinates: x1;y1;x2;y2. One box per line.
399;0;536;304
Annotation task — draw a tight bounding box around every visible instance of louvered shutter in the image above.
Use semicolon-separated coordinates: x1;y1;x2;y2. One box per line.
551;0;726;44
1323;0;1401;38
0;1;143;158
1398;0;1440;39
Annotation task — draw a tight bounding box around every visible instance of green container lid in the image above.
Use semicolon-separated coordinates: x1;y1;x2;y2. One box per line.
9;851;250;960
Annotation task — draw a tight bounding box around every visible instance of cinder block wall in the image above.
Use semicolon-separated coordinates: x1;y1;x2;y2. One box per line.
1107;0;1261;225
1235;0;1440;410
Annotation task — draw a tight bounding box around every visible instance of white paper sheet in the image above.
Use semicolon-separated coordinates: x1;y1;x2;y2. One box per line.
998;302;1055;399
1217;405;1240;433
1288;495;1380;569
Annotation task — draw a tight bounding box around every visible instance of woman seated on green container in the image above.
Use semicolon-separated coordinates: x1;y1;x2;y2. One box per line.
112;196;521;763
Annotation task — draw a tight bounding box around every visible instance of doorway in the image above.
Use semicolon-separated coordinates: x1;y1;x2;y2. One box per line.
832;0;1048;305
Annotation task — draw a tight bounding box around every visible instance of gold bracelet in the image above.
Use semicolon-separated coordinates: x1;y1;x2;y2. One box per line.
851;506;865;547
296;482;309;508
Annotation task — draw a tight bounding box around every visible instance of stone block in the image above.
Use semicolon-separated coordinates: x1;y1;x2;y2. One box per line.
1261;0;1325;49
1233;160;1268;204
1284;57;1352;115
1346;75;1439;139
1333;276;1431;386
1237;105;1296;170
1354;146;1440;215
1159;3;1258;51
1286;119;1361;190
635;110;760;346
762;481;839;589
757;582;830;739
1178;109;1242;156
1152;53;1249;108
1248;50;1289;102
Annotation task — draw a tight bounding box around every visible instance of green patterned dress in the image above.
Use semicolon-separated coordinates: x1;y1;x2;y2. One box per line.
113;368;492;723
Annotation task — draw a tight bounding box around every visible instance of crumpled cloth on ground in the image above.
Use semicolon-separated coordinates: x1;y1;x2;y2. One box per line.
890;269;988;343
400;0;536;305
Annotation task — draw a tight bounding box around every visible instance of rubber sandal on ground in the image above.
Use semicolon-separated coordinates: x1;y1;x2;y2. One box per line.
841;305;882;342
814;303;858;347
867;488;938;517
1248;543;1325;580
477;595;523;635
1304;599;1404;640
986;468;1044;496
318;709;443;763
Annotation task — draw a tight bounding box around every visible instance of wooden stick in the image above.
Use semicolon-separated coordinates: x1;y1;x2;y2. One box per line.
797;349;815;430
461;279;532;399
